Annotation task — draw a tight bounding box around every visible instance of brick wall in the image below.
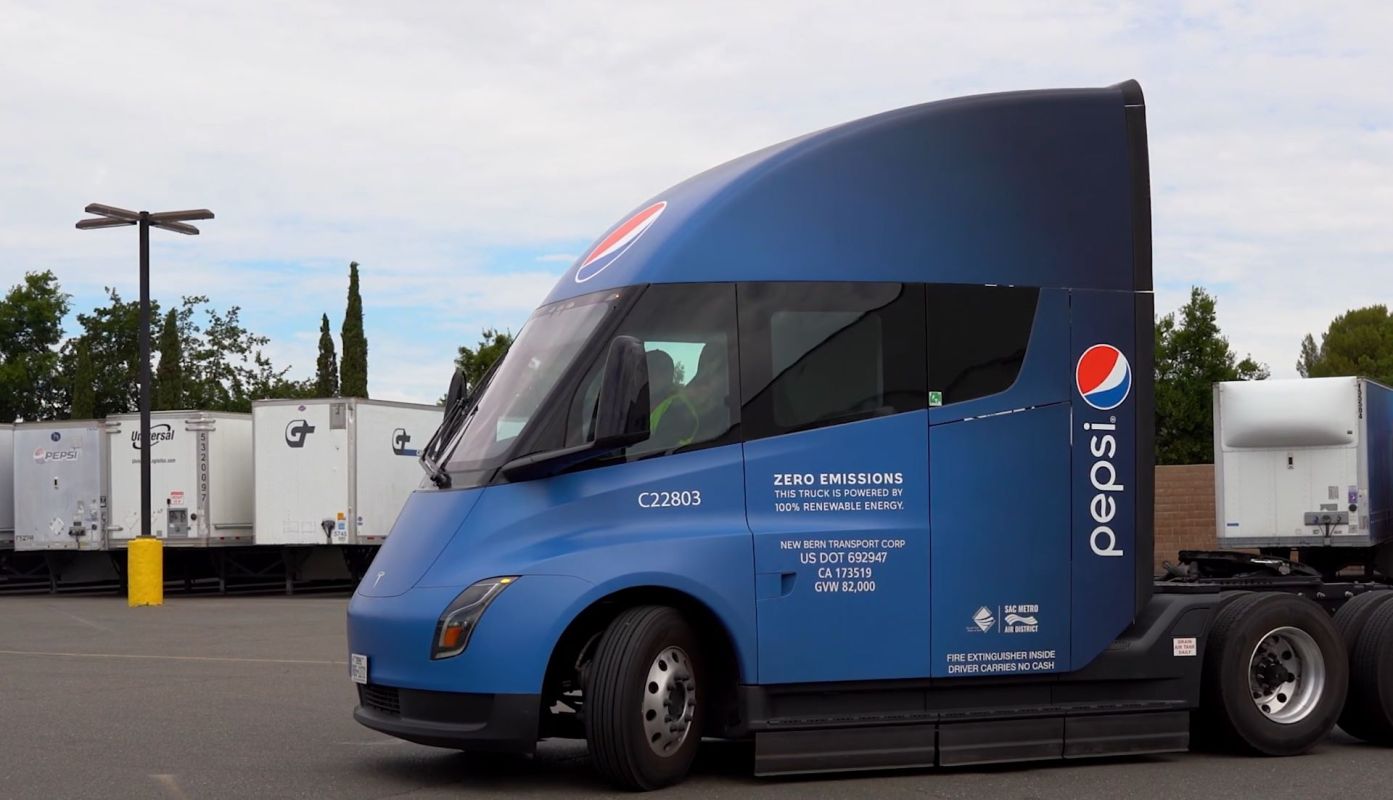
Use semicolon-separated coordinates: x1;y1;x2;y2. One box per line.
1154;464;1216;569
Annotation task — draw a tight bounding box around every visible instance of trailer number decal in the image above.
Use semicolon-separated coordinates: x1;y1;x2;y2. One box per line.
197;430;210;538
1173;637;1197;657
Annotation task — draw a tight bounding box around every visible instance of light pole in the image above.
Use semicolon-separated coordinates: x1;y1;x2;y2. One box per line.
76;205;213;584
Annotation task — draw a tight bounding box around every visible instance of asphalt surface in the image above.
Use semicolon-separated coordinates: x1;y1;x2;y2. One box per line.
2;596;1391;799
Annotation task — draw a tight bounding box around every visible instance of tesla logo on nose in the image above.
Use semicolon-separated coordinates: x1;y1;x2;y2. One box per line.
285;419;316;448
391;428;417;456
372;571;386;589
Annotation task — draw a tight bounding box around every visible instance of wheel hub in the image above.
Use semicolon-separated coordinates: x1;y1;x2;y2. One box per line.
1248;626;1325;724
641;646;696;756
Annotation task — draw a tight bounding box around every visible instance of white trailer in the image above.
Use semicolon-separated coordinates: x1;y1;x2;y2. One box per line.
0;424;14;548
13;420;110;551
1214;376;1393;551
105;411;254;547
253;398;441;546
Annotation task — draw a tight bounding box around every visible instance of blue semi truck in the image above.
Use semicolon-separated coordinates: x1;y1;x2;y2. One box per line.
347;80;1393;789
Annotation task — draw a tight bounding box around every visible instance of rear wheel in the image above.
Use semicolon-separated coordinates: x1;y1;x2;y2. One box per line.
1342;598;1393;744
1333;590;1393;654
585;606;703;790
1198;592;1347;755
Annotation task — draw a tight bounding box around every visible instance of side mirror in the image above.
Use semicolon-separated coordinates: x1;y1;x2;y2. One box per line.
594;335;651;447
445;368;468;410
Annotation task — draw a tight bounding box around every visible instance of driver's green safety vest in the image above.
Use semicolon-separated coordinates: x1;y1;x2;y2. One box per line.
650;392;700;446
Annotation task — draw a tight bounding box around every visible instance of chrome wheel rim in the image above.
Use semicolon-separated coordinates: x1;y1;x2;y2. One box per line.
1248;626;1325;724
641;645;696;756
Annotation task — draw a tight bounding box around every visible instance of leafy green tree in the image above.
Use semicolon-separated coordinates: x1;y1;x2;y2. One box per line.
61;292;305;415
1155;287;1268;465
154;308;184;410
56;287;147;418
340;261;368;397
315;313;339;396
1296;306;1393;384
70;338;96;419
0;270;71;421
180;300;297;411
456;328;514;390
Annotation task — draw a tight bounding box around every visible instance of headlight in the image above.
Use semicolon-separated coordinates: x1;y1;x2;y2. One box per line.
430;577;516;660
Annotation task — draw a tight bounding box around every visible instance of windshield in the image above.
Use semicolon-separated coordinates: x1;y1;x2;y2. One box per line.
441;289;623;485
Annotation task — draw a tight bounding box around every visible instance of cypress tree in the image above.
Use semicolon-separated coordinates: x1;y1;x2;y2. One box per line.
154;308;183;410
71;337;96;419
315;313;339;396
340;262;368;397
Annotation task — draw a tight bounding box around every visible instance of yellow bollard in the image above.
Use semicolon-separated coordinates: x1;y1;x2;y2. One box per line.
128;536;164;607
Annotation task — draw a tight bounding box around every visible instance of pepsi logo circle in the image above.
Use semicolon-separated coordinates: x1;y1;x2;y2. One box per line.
1076;344;1131;411
574;201;666;283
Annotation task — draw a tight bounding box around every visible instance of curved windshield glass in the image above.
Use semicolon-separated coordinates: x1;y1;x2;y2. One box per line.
442;289;624;485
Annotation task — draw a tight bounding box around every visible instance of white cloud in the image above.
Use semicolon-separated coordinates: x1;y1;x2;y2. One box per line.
2;0;1391;399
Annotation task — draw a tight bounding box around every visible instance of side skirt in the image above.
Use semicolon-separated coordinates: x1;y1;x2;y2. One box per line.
741;592;1217;776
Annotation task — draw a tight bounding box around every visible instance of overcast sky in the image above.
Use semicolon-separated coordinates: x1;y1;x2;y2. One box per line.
2;1;1390;401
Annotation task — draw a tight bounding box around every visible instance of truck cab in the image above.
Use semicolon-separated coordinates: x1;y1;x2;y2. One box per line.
348;81;1388;789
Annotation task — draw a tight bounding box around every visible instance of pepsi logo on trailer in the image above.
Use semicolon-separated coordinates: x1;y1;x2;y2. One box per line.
574;201;667;283
1075;344;1131;411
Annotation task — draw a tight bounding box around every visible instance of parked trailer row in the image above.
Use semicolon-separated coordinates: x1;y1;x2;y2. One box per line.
7;399;441;552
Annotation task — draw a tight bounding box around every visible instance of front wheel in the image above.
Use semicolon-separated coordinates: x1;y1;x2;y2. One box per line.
585;606;703;790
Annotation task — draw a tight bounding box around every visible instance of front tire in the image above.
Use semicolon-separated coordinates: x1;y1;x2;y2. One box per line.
586;606;703;790
1198;592;1347;756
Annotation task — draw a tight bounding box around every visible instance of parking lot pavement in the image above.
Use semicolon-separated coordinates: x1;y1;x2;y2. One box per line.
2;595;1391;799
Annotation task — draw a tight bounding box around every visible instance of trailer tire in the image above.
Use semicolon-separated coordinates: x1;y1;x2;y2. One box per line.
1199;592;1347;756
585;605;703;790
1342;599;1393;744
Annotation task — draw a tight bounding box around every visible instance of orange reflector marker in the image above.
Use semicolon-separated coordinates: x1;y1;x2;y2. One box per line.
440;626;464;649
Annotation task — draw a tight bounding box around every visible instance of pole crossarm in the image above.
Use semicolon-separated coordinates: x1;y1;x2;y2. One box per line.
148;209;214;223
76;217;137;230
84;203;140;221
151;219;201;235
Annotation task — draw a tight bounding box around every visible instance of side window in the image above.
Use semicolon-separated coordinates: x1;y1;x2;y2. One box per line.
564;283;739;458
926;285;1038;405
739;282;927;440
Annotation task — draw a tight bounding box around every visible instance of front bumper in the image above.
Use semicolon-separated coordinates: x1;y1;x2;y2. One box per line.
354;684;540;753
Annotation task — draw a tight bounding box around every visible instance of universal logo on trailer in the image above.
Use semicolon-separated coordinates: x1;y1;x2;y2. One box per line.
131;423;175;449
1076;344;1130;558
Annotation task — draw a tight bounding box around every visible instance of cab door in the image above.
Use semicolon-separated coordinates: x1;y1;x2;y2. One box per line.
742;282;931;684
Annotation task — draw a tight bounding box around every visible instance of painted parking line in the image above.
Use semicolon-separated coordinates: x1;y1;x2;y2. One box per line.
151;774;189;800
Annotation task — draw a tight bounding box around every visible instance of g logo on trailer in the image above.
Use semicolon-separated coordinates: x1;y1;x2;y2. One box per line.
391;428;417;457
285;419;316;448
1075;344;1131;411
574;201;667;283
